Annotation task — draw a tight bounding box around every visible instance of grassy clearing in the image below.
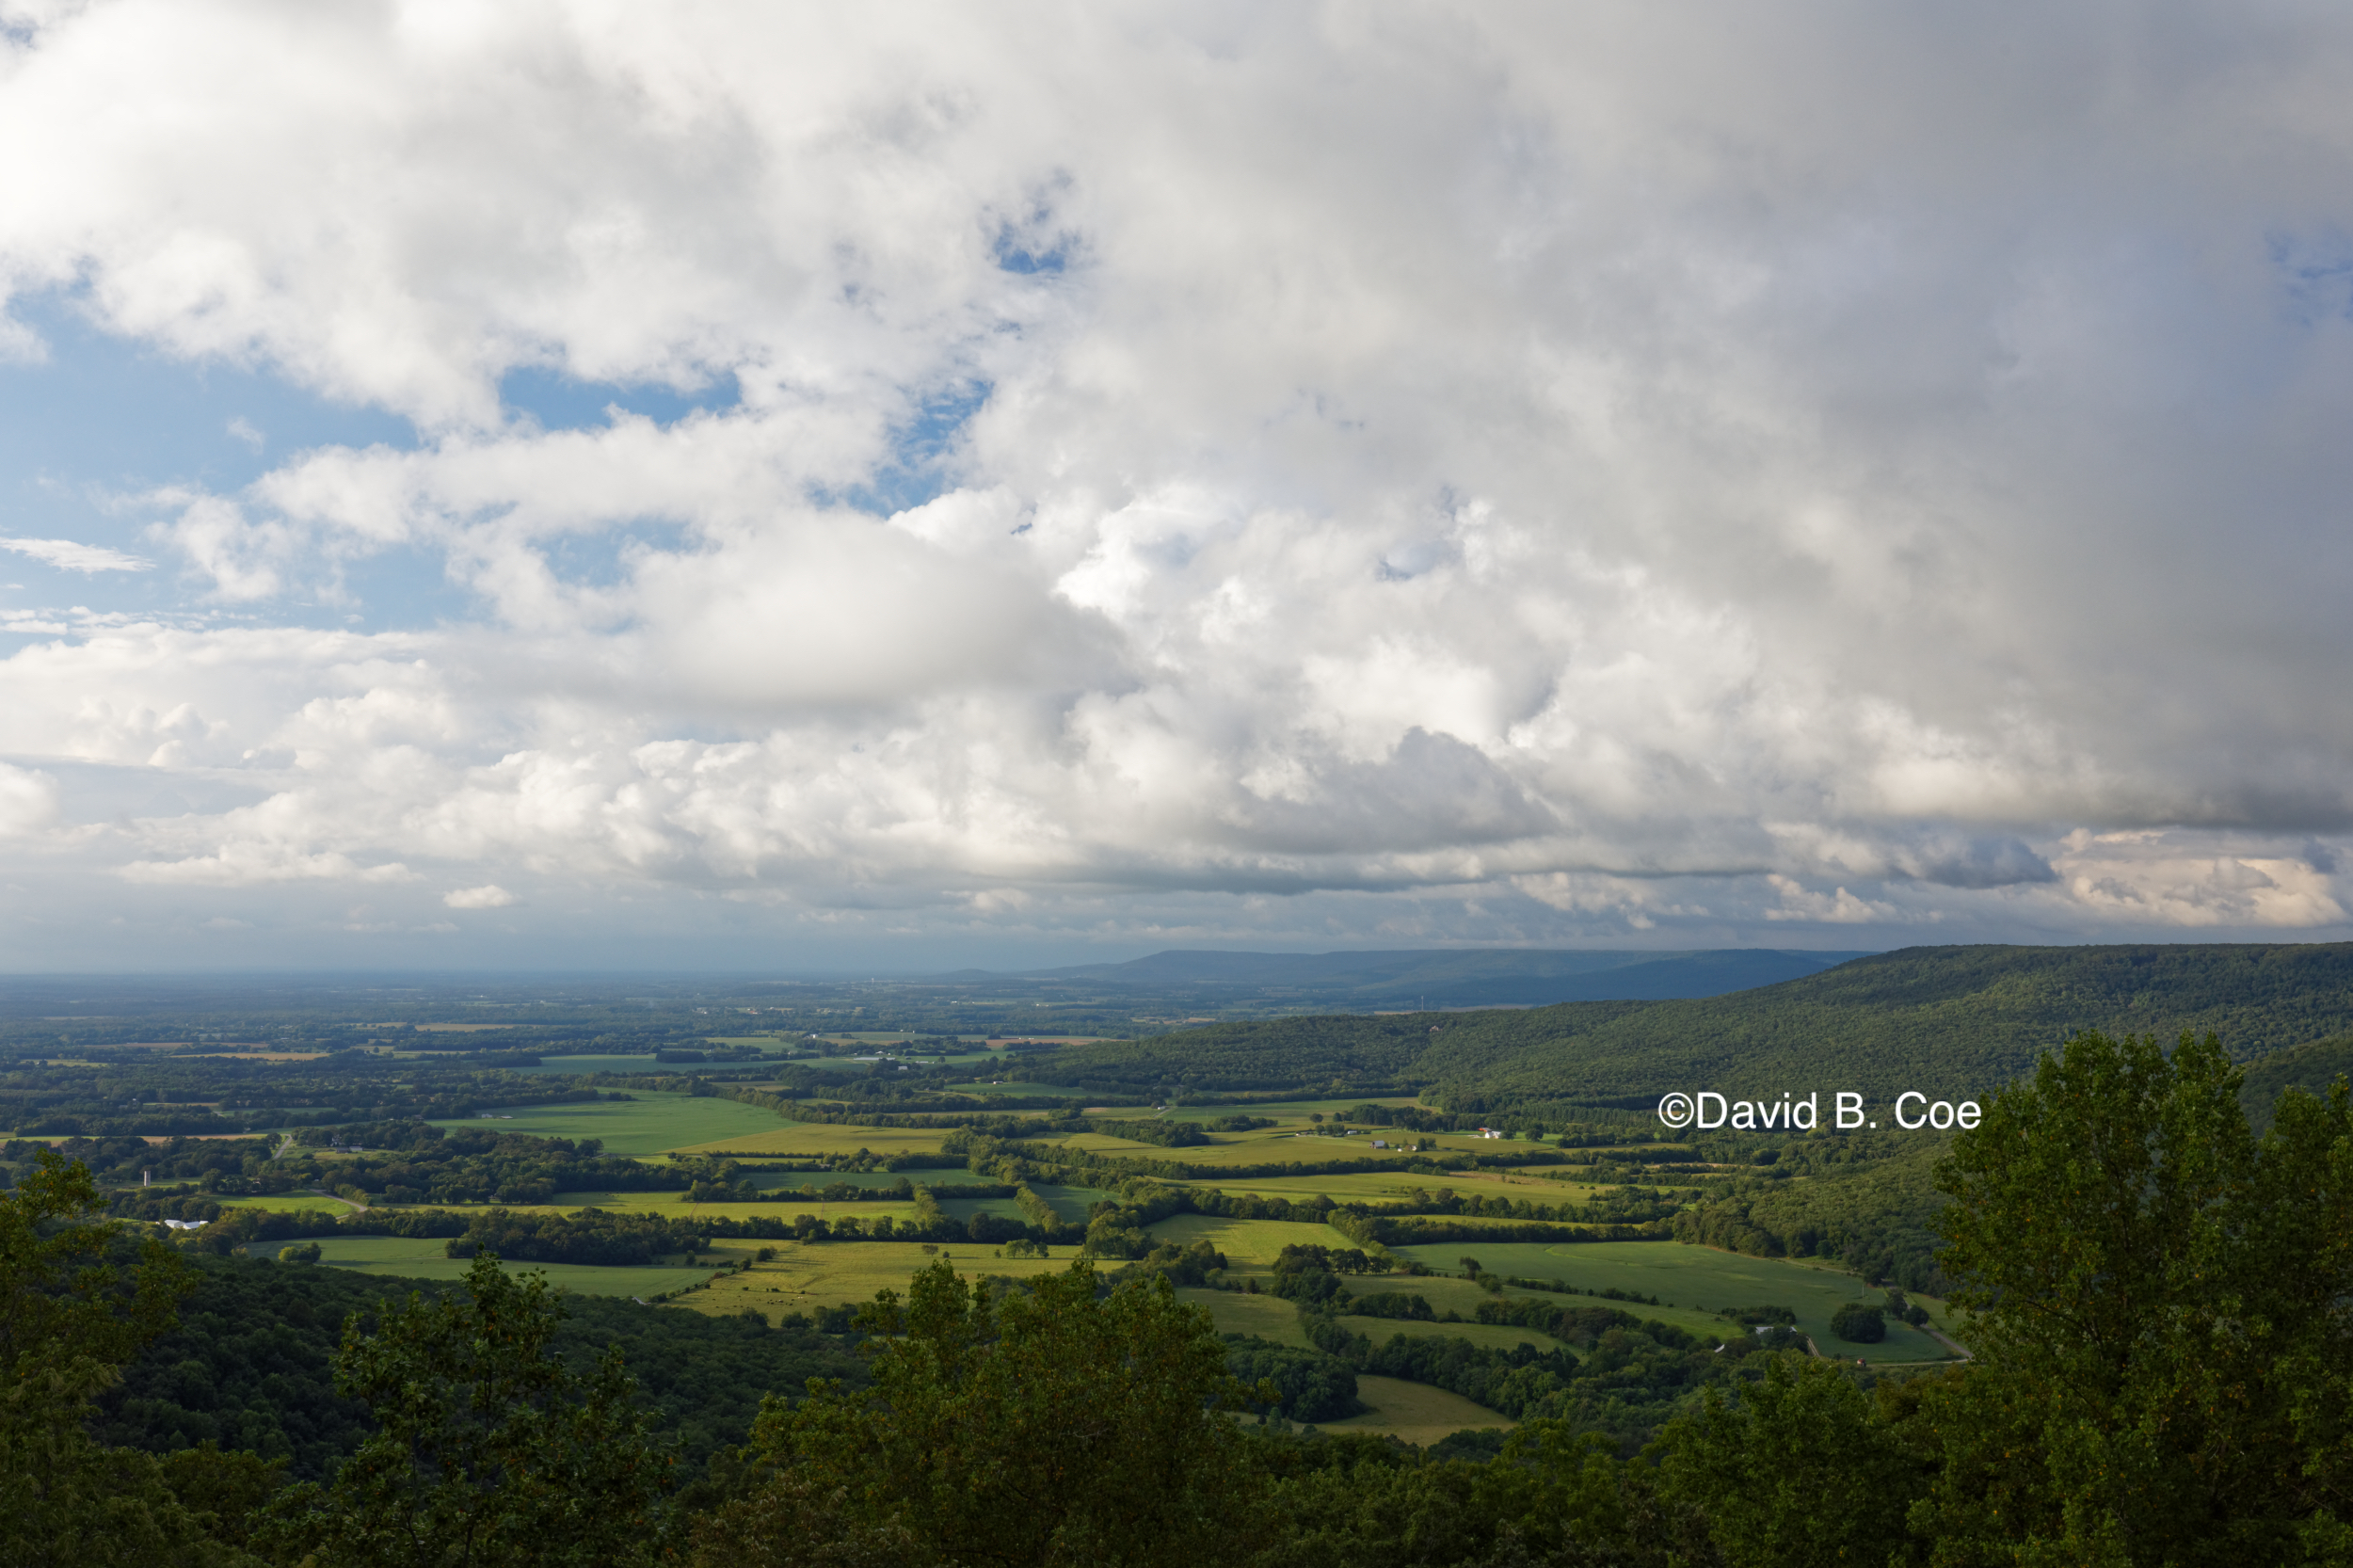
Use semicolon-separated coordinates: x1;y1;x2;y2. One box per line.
1028;1183;1113;1222
1176;1288;1311;1347
1389;1240;1955;1365
1314;1375;1511;1446
1048;1130;1182;1155
212;1192;357;1215
426;1093;789;1155
302;1235;713;1296
666;1241;1081;1320
668;1123;952;1159
1144;1214;1361;1270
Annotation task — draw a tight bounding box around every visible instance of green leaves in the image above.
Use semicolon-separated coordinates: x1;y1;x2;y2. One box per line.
701;1257;1269;1567
1659;1357;1928;1568
257;1252;676;1568
1;1149;259;1567
1925;1030;2353;1564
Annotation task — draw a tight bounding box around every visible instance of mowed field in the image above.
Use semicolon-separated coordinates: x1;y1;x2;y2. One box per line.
300;1235;714;1297
667;1240;1081;1324
1321;1377;1513;1445
428;1093;792;1155
668;1122;952;1159
1145;1213;1364;1271
213;1192;357;1214
1387;1240;1956;1365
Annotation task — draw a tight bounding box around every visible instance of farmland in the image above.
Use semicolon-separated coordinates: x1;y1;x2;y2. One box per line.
1318;1376;1513;1446
333;1084;1959;1442
1384;1240;1954;1365
304;1234;714;1297
37;1011;2000;1455
426;1091;790;1154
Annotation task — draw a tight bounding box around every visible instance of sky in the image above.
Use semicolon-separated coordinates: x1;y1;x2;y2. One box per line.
5;2;2353;972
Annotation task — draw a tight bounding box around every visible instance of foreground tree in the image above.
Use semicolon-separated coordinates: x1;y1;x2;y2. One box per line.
1;1148;270;1567
258;1251;674;1568
694;1256;1269;1567
1918;1030;2353;1565
1658;1355;1928;1568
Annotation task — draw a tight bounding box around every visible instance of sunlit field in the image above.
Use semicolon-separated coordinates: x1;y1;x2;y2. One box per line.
301;1234;714;1297
668;1122;953;1159
212;1192;356;1214
1388;1240;1957;1365
426;1092;791;1155
1144;1213;1363;1270
1315;1376;1513;1447
666;1240;1080;1323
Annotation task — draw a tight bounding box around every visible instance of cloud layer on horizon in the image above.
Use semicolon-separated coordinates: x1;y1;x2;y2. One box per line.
4;1;2353;966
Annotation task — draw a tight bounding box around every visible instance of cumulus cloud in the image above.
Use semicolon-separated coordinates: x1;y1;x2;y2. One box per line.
0;763;61;837
443;884;515;909
2;2;2352;956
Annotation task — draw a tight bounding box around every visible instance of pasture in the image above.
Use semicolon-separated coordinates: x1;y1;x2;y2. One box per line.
1144;1213;1363;1270
1178;1287;1311;1346
213;1192;358;1215
668;1240;1079;1323
299;1234;714;1297
1316;1376;1513;1447
427;1092;790;1155
668;1122;952;1159
1387;1240;1956;1365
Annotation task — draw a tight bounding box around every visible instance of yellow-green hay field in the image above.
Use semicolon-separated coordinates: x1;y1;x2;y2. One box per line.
1314;1376;1512;1447
1387;1240;1957;1365
302;1235;713;1297
666;1241;1081;1323
667;1122;953;1159
427;1092;792;1155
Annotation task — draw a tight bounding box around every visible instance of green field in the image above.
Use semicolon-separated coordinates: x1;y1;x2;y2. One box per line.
301;1235;714;1296
1178;1288;1312;1346
1388;1240;1956;1365
1145;1213;1362;1270
1316;1375;1512;1446
668;1240;1080;1322
213;1192;356;1214
669;1123;952;1159
428;1093;791;1155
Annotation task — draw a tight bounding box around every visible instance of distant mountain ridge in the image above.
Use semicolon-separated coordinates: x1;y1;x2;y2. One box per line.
1027;943;2353;1106
1016;947;1871;1006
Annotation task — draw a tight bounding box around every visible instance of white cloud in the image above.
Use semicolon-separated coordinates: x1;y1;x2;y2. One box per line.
0;536;152;573
0;763;61;837
443;884;514;908
2;4;2353;955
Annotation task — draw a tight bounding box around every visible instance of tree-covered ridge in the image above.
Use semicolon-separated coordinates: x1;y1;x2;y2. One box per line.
1032;942;2353;1103
1671;1135;1954;1294
90;1254;867;1490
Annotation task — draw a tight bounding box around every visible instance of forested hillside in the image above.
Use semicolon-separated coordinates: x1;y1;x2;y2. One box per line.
1036;943;2353;1105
